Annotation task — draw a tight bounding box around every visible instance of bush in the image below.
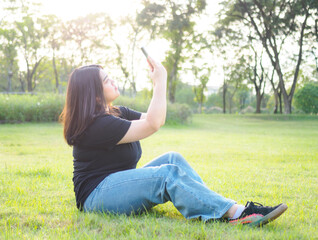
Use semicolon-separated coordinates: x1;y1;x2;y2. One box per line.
0;94;64;123
260;108;270;114
0;94;192;125
294;82;318;114
166;103;192;124
205;106;223;114
240;106;255;114
115;96;192;124
113;95;149;112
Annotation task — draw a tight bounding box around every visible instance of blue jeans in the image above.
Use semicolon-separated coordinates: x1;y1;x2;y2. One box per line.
83;152;235;221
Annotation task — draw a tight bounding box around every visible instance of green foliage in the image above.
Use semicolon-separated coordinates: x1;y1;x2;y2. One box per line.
205;106;223;114
192;64;211;113
241;105;255;114
294;82;318;114
137;0;207;103
113;95;149;112
114;95;192;124
166;103;192;124
0;94;64;123
206;92;223;108
175;82;197;108
0;94;192;124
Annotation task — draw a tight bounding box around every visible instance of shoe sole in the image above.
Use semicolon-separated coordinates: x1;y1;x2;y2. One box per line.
230;203;288;227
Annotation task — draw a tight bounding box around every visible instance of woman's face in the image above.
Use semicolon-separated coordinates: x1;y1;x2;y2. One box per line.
99;70;120;104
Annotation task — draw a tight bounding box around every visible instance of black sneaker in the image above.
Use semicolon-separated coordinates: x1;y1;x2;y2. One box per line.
229;201;288;227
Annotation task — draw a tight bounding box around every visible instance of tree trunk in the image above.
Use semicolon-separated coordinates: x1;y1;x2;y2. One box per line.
245;1;309;114
130;82;137;96
255;90;262;113
168;70;176;103
27;70;32;92
130;28;139;96
278;89;282;114
7;62;13;92
168;42;182;103
26;57;43;92
284;95;292;114
168;58;178;103
222;82;227;114
198;103;202;114
273;88;278;114
19;72;25;92
52;51;60;93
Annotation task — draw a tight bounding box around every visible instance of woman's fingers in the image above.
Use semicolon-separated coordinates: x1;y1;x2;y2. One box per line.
147;56;159;69
147;59;154;72
146;56;167;85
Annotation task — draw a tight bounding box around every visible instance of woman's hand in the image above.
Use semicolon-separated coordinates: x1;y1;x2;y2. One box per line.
147;56;167;87
117;56;167;145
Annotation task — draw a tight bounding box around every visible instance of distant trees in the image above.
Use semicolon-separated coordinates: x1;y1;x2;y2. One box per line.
0;27;18;92
246;46;267;114
16;15;49;92
219;0;317;114
137;0;207;103
0;0;317;114
192;64;211;113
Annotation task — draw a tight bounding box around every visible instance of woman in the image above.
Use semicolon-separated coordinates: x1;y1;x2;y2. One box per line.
60;57;287;227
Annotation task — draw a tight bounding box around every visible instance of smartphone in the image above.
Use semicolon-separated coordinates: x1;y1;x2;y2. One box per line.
141;46;154;70
141;47;149;58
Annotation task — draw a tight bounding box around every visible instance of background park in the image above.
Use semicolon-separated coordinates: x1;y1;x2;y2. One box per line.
0;0;318;239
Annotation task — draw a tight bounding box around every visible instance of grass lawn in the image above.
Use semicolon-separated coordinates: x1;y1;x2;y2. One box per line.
0;114;317;239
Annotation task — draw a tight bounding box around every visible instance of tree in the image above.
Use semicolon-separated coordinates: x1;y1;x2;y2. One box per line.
192;64;211;113
294;81;318;113
206;92;223;109
175;82;197;108
16;15;49;92
266;68;283;114
42;15;64;93
237;87;250;110
62;13;107;66
105;16;143;96
222;56;249;113
0;27;18;92
220;0;316;114
137;0;207;103
120;16;146;96
246;46;266;113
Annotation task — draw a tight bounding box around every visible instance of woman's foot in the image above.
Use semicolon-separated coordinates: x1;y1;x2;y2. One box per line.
228;201;288;227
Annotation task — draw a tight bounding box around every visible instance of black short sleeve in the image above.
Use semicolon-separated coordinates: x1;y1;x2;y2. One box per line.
79;115;131;149
119;106;142;120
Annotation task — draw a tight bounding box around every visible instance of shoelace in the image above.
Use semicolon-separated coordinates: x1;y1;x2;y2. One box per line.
246;201;264;207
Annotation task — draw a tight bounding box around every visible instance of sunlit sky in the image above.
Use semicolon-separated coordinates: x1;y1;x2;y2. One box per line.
41;0;144;21
40;0;224;89
6;0;224;90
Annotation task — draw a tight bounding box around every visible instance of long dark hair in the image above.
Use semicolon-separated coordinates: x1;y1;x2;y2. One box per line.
60;64;117;146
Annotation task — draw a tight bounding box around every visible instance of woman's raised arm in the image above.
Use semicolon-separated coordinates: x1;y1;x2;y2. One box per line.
117;57;167;144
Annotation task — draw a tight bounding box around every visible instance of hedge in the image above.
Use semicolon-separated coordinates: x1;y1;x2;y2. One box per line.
0;94;192;124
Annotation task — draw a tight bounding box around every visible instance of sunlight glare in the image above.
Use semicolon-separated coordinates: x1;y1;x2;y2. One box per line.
41;0;141;21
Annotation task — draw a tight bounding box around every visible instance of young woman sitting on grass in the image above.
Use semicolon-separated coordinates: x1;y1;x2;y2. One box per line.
60;56;287;227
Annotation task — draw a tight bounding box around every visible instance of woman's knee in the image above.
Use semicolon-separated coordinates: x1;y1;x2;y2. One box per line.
168;151;187;164
156;163;183;179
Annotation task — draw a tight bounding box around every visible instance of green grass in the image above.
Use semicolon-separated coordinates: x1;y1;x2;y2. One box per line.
0;114;317;239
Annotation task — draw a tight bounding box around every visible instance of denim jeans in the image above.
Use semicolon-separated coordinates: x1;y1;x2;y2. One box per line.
83;151;235;221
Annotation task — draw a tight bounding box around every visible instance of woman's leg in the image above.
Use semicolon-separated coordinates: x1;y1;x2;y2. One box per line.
84;164;235;221
142;151;204;184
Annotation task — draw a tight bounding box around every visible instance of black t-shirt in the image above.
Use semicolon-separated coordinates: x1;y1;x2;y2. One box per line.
72;106;142;210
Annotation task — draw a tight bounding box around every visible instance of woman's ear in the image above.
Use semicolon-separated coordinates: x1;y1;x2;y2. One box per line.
96;97;102;104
